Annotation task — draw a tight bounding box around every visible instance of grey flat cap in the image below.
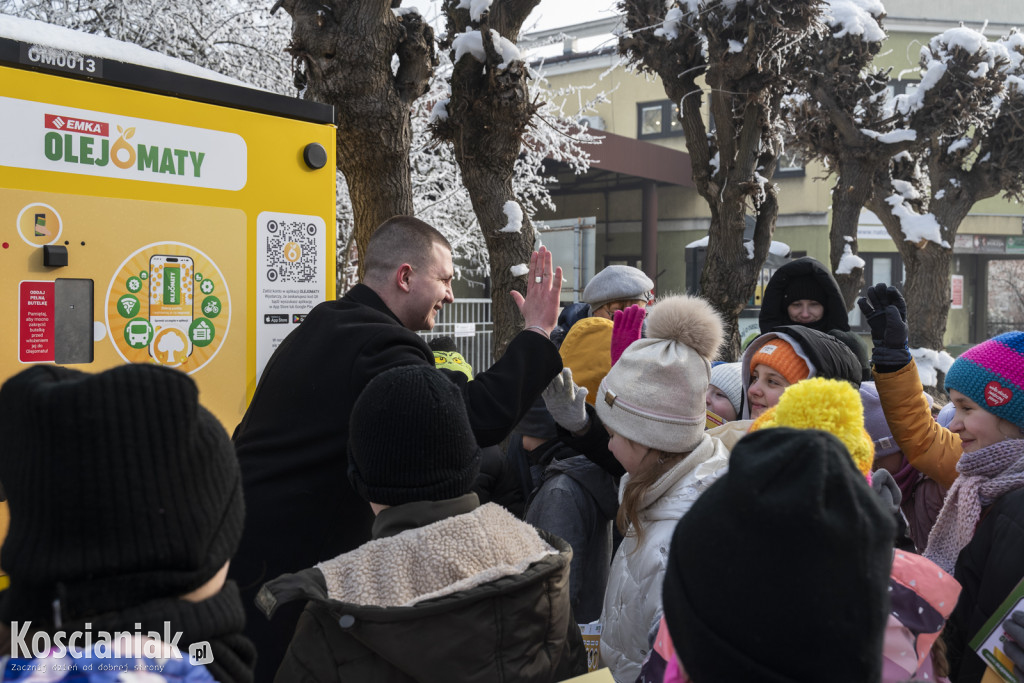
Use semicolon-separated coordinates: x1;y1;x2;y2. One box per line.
582;265;654;308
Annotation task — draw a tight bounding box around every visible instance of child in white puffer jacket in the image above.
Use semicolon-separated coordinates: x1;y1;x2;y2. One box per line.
590;295;730;683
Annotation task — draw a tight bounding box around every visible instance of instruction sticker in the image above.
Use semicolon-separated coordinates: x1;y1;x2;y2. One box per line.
19;281;55;362
256;212;327;380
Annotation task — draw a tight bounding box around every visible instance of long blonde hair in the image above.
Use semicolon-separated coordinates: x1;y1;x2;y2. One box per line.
616;446;686;549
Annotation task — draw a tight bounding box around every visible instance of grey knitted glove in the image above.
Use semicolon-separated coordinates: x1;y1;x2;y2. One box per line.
542;368;589;433
871;468;903;515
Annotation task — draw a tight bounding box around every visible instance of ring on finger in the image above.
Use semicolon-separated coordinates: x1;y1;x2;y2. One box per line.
534;276;543;284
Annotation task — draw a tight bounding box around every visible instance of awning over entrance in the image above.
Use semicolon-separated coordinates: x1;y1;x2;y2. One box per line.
587;129;694;187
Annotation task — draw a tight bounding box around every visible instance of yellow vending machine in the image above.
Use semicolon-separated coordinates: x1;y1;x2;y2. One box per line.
0;23;337;430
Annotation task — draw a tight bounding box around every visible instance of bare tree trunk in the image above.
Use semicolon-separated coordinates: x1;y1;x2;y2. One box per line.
828;160;873;309
434;0;541;360
278;0;435;277
462;175;535;360
700;175;778;359
902;246;953;350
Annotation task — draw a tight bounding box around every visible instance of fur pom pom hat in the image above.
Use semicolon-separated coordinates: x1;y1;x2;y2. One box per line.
750;377;875;479
595;295;724;453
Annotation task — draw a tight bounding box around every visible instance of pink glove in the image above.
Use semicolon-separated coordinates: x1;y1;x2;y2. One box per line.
611;304;646;365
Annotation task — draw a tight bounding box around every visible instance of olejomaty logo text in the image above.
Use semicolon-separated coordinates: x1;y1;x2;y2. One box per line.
42;114;206;178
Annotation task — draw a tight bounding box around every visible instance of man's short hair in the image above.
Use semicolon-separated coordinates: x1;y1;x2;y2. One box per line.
363;216;452;279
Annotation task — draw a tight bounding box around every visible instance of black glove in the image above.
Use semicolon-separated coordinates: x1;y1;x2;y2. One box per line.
857;283;911;369
1002;610;1024;682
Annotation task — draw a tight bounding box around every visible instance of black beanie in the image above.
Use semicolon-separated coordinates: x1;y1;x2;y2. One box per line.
0;364;244;626
663;427;894;683
348;365;480;506
782;275;826;306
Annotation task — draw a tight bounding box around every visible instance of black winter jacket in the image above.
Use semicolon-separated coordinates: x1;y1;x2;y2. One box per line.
229;284;562;681
944;488;1024;683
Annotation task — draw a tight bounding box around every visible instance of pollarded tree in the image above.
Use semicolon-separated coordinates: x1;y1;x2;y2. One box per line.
274;0;598;358
430;0;546;357
862;27;1024;352
337;45;599;303
276;0;436;271
619;0;826;358
783;0;910;308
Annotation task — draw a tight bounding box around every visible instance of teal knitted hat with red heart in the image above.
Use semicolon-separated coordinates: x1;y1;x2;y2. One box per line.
945;331;1024;428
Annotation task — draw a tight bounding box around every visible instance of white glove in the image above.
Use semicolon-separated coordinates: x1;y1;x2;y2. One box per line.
542;368;589;433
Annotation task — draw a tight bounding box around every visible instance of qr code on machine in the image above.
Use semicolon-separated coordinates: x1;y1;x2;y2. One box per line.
265;220;318;283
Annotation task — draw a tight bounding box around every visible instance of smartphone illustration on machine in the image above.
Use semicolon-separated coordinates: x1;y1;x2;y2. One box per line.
34;213;50;237
149;254;194;365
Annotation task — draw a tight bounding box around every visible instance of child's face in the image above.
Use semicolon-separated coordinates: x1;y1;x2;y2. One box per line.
706;385;738;421
606;427;654;476
747;364;791;419
947;389;1024;452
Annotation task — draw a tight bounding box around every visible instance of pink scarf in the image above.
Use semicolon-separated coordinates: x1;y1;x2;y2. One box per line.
924;439;1024;573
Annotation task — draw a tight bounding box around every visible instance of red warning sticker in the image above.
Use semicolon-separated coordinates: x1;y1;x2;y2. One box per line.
20;280;55;362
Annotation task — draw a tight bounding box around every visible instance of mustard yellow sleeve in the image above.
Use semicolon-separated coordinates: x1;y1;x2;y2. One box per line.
0;500;8;588
873;361;962;490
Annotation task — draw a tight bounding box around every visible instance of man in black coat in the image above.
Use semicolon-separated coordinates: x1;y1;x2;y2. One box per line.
230;216;564;681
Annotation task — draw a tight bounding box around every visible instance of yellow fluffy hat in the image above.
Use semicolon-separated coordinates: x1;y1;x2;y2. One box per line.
749;377;874;479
